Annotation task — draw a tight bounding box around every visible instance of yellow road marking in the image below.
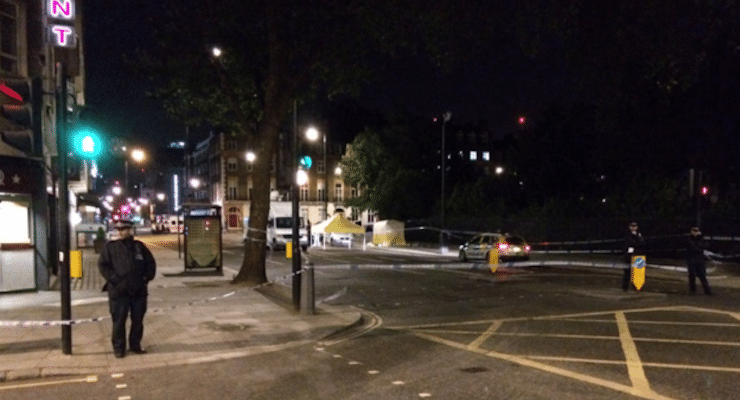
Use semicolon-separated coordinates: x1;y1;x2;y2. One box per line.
0;375;98;391
415;331;675;400
616;311;653;395
467;320;502;349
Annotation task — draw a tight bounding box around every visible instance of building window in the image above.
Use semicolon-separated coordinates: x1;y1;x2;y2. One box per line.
0;1;19;74
226;140;237;150
228;186;237;199
317;182;326;201
482;151;490;161
469;151;477;161
300;185;309;201
227;157;237;171
317;159;325;174
247;163;253;173
248;187;253;200
334;183;343;201
350;185;358;199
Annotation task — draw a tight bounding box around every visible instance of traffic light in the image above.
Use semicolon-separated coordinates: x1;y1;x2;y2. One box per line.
70;108;104;159
0;77;41;155
299;155;312;169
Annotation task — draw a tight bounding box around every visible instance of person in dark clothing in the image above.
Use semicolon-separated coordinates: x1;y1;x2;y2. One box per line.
686;227;712;295
623;221;645;291
98;220;157;358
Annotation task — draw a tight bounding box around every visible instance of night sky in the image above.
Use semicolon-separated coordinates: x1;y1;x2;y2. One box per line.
82;3;572;151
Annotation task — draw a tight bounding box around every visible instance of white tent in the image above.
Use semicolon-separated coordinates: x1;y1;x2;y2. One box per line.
373;220;406;246
311;213;365;249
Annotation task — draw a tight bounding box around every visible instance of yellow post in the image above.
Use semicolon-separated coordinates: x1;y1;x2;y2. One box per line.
631;255;646;291
286;242;292;258
488;246;499;273
70;250;82;278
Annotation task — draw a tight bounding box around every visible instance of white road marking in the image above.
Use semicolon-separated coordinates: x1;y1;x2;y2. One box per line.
0;375;98;391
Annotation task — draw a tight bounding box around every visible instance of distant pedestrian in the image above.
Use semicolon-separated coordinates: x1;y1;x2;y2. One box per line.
98;220;157;358
686;227;712;295
623;221;645;291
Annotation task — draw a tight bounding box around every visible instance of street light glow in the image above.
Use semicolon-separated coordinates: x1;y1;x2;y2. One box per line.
305;126;320;141
189;178;201;189
296;170;309;186
212;46;222;58
131;148;146;163
245;151;256;163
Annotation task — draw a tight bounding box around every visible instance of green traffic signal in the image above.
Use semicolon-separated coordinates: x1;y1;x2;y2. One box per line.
299;155;312;169
71;126;103;158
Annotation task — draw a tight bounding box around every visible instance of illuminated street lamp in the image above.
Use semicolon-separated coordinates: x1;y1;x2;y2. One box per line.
125;148;146;196
189;177;201;189
245;151;256;163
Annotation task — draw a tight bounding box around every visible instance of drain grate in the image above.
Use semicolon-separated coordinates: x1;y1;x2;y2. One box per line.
460;366;489;373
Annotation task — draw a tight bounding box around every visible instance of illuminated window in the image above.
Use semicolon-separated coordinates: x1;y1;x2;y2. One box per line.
300;186;309;201
227;157;237;171
469;151;477;161
317;159;325;174
482;151;490;161
334;182;343;201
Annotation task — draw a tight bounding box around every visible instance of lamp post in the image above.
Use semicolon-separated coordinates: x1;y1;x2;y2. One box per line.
440;111;451;252
305;126;327;219
124;148;146;197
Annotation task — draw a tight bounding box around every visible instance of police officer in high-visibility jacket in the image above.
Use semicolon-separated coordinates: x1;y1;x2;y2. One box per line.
98;220;157;358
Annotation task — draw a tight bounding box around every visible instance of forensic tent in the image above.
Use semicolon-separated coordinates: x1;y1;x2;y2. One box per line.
372;220;406;246
311;213;365;248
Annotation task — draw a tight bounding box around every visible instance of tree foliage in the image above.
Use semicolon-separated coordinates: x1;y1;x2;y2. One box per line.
135;0;495;284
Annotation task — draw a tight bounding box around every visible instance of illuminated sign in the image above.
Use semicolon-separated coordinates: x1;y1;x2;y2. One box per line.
46;0;77;48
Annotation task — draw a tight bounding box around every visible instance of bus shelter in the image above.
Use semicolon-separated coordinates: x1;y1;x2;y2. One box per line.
182;204;222;272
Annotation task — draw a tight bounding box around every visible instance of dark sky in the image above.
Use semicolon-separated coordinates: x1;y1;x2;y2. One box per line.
82;3;573;151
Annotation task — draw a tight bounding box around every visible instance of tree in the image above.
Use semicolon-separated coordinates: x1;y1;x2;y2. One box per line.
341;126;436;220
136;0;495;285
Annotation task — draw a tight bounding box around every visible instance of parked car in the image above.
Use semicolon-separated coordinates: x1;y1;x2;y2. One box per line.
458;233;530;262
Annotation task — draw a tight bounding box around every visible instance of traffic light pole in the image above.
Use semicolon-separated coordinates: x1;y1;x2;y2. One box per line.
292;101;301;312
56;62;72;354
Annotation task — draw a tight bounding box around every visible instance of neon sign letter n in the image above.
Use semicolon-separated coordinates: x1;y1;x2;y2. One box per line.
48;0;75;19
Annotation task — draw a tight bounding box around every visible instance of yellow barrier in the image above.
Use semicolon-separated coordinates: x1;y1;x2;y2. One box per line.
286;242;292;258
488;247;499;273
70;250;82;278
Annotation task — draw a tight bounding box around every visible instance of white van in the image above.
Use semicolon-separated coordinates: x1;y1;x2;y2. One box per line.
243;202;308;250
167;215;184;233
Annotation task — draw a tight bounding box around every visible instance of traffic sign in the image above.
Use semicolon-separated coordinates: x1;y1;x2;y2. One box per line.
631;255;646;291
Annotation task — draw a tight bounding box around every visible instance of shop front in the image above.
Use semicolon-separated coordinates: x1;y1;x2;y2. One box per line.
0;156;42;293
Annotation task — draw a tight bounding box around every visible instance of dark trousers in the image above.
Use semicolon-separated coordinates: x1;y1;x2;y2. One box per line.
687;262;712;294
622;267;633;291
109;295;148;353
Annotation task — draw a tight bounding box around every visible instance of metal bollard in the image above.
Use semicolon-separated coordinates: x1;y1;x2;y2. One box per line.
300;266;315;315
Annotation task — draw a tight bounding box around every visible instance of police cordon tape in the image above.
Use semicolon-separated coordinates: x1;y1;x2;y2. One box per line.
0;259;695;328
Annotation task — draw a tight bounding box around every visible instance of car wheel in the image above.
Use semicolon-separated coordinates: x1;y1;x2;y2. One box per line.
459;250;467;262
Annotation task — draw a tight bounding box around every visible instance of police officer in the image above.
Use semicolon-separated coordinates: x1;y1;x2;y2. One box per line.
98;220;157;358
623;221;645;291
687;227;712;295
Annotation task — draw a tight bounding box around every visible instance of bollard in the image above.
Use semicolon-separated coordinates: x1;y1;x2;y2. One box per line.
300;266;315;315
70;250;83;278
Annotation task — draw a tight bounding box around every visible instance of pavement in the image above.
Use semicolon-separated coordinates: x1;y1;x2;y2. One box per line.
0;236;363;382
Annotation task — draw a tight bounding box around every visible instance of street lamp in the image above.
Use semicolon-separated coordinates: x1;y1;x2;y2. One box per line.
125;148;146;197
304;126;327;219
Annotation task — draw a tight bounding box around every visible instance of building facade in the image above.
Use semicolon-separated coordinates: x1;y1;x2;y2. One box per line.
185;130;375;232
0;0;87;293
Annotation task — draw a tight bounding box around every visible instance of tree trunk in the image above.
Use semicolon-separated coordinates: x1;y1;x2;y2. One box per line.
232;0;297;285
